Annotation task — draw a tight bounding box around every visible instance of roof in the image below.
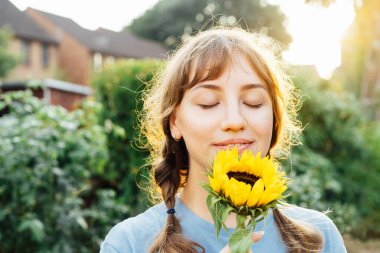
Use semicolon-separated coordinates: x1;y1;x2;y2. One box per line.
30;8;168;59
0;78;92;95
94;28;168;59
0;0;57;44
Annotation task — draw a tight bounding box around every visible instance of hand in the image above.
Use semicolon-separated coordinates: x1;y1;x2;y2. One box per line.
219;231;264;253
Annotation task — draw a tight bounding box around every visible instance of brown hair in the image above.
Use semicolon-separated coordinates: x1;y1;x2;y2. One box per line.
140;27;323;253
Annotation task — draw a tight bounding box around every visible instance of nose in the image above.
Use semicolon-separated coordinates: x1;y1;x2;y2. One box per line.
220;101;246;132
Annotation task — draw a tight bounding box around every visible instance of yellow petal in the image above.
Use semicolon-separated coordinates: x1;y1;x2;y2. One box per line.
247;178;264;207
258;191;281;206
228;178;249;207
262;163;276;187
210;147;287;208
224;178;233;199
209;176;221;193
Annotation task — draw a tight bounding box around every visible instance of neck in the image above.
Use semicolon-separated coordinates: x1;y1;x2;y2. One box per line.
180;166;210;220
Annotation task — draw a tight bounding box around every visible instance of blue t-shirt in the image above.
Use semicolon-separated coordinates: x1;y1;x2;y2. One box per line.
100;198;347;253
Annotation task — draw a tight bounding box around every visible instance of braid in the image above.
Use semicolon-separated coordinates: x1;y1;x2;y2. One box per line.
273;208;324;253
149;122;205;253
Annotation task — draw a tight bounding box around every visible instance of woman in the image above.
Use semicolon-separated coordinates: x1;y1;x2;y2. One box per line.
100;27;347;253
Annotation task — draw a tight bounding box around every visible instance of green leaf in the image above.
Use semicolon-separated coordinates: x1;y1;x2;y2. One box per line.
200;182;214;193
207;194;222;237
0;101;5;110
219;204;234;233
17;218;45;242
76;216;88;229
206;194;234;238
207;194;222;238
229;228;252;253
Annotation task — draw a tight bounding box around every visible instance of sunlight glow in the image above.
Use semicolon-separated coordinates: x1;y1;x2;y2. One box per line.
10;0;356;79
269;0;356;79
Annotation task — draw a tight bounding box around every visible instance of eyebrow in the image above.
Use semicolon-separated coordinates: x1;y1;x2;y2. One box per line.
191;83;266;92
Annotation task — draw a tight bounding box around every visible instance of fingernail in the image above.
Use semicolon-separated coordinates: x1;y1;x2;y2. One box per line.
258;231;265;237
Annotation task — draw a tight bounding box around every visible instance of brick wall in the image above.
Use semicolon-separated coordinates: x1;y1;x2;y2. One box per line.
59;34;91;85
26;9;91;86
6;37;58;81
48;88;86;111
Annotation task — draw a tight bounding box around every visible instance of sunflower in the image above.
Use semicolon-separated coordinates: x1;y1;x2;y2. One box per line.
208;147;287;209
202;147;289;253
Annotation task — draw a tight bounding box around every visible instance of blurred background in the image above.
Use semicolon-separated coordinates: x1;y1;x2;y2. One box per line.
0;0;379;252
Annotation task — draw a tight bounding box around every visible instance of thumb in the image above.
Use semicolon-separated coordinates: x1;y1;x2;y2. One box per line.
251;230;265;243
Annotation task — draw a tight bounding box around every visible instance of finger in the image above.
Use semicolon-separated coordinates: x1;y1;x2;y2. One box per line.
251;231;265;243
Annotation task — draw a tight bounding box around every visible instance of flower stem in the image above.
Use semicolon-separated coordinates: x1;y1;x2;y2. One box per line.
228;213;253;253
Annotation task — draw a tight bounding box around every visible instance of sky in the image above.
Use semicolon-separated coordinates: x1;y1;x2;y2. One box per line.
10;0;356;79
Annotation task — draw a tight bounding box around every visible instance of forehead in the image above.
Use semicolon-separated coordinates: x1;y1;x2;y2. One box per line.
188;53;265;90
186;50;259;87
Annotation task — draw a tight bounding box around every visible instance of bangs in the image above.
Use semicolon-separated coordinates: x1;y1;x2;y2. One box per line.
182;42;235;90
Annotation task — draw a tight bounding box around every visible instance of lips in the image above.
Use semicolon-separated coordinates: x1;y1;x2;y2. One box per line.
213;139;253;152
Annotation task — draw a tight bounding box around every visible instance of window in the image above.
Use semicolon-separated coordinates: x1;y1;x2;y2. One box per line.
41;44;49;68
21;40;30;66
93;52;102;71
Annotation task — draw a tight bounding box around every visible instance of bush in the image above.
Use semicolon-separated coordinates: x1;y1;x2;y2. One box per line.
0;90;128;252
91;59;162;215
285;67;380;238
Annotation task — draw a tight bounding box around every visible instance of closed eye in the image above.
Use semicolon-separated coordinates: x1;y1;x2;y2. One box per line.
243;102;262;108
198;103;219;109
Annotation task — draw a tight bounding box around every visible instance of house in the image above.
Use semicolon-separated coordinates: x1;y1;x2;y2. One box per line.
0;0;59;81
0;0;167;110
0;0;92;110
26;8;168;85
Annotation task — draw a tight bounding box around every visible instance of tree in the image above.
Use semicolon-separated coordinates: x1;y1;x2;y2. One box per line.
127;0;291;49
306;0;380;119
0;28;18;78
338;0;380;119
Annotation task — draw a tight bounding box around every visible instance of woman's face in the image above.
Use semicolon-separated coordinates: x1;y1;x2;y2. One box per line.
170;53;274;173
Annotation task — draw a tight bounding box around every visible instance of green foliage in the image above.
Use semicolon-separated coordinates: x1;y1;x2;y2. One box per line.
355;122;380;238
0;27;18;78
0;90;128;252
285;66;380;239
128;0;291;49
91;59;162;215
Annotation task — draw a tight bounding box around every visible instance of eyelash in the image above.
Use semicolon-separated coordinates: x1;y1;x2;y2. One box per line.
199;103;219;109
198;103;262;109
244;102;263;109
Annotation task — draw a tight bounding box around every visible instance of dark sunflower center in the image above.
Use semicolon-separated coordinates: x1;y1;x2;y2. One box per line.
227;171;259;187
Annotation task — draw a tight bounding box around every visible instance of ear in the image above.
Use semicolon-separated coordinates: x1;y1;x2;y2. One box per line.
169;109;181;140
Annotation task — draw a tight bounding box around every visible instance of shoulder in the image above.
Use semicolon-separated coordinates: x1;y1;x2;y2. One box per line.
280;204;332;226
279;205;347;252
280;204;338;233
100;202;166;253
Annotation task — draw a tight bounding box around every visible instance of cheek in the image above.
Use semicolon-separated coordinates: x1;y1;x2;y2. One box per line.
176;106;220;169
245;106;273;140
177;106;220;136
